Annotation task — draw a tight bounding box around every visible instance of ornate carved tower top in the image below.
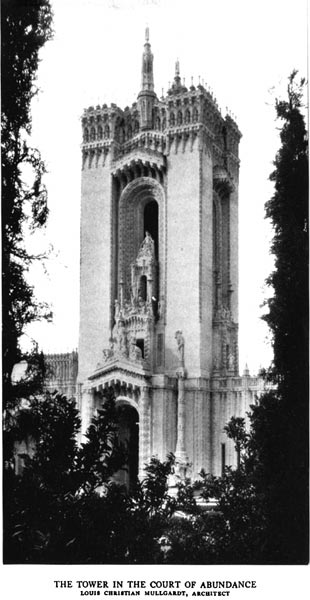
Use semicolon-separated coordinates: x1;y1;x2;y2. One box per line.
138;27;156;130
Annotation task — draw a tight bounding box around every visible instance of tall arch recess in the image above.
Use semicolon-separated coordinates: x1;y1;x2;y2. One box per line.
213;191;223;310
118;177;165;302
115;401;139;490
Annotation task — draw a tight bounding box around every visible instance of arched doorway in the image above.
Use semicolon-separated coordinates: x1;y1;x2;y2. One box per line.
115;402;139;490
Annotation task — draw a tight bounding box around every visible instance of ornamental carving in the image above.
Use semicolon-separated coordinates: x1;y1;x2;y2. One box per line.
175;330;185;367
98;234;158;372
213;165;235;195
214;305;232;322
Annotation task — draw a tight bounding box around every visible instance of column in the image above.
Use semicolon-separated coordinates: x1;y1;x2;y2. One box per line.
139;386;151;479
80;387;94;440
175;369;187;462
174;368;190;481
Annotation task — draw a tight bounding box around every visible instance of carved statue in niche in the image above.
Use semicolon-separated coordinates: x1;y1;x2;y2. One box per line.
227;350;235;371
175;330;185;366
117;319;128;357
137;231;155;260
138;291;145;307
213;355;220;372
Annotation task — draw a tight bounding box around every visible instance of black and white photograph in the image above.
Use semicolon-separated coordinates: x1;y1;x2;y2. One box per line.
2;0;309;596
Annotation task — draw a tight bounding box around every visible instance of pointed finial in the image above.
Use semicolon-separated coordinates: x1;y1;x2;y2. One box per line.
145;26;149;42
175;58;180;77
243;363;250;377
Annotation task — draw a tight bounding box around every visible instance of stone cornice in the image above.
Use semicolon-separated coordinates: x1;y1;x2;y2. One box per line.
111;146;166;175
210;375;265;392
89;358;152;382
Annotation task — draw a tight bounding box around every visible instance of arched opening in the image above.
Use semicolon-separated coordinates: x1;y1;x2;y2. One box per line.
116;403;139;491
139;275;147;301
118;178;164;314
136;338;145;358
144;200;158;259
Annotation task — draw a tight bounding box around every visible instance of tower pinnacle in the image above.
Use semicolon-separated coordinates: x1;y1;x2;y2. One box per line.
141;27;154;92
168;58;185;94
138;27;156;130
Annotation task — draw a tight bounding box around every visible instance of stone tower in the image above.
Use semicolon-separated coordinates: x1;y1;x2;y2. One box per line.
77;30;262;484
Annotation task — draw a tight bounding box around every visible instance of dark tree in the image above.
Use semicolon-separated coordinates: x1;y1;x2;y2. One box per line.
265;71;308;395
4;390;178;564
1;0;53;410
262;72;308;562
3;392;129;563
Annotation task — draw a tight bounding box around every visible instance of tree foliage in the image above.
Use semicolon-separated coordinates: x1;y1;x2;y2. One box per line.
264;71;308;397
4;392;177;564
262;72;308;563
4;393;125;563
1;0;54;409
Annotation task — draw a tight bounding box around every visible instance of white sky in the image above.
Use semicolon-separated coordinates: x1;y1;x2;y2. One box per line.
24;0;308;374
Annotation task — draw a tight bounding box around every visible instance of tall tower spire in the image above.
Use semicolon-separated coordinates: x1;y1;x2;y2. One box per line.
138;27;156;130
141;26;154;92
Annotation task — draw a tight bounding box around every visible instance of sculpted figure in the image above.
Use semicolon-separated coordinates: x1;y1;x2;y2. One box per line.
137;231;155;260
117;320;127;356
129;336;137;360
213;355;220;371
228;351;235;371
138;291;145;307
102;349;111;362
144;230;153;248
101;338;114;363
175;330;185;365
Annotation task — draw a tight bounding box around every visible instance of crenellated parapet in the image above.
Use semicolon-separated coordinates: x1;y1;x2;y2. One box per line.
44;351;78;398
81;90;241;165
81;40;241;172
